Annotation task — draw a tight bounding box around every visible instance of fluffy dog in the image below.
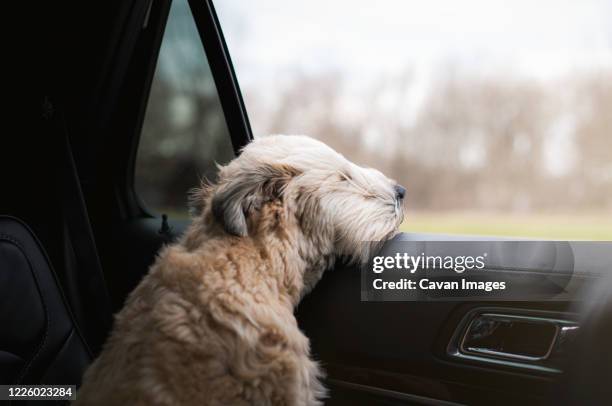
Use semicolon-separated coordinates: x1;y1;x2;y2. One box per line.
75;135;405;406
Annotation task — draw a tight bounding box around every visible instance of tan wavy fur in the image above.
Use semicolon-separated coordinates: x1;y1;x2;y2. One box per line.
74;135;405;406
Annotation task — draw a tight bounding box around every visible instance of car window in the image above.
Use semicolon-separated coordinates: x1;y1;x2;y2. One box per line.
214;0;612;240
135;0;234;218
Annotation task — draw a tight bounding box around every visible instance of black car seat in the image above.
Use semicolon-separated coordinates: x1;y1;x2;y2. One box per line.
0;100;115;403
0;216;92;400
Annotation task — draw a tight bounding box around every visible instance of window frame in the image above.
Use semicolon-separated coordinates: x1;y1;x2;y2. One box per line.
116;0;253;220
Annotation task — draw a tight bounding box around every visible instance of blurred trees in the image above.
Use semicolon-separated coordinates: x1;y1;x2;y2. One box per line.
247;69;612;213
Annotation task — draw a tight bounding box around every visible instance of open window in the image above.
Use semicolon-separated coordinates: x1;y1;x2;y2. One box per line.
214;0;612;240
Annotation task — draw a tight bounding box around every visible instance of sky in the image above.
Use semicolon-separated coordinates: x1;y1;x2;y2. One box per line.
215;0;612;87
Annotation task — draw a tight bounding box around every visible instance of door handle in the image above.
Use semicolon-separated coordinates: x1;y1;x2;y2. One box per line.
448;309;579;373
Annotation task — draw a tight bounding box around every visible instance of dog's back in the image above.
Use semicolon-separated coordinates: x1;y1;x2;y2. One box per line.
75;239;325;406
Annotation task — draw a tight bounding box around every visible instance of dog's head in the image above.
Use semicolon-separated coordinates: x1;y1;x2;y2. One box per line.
193;135;405;286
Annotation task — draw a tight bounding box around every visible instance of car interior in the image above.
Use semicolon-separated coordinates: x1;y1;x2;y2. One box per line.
3;0;612;405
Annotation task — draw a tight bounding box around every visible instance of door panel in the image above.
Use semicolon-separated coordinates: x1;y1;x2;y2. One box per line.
296;232;576;405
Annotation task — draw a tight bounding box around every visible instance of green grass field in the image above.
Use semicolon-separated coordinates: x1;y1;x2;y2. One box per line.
401;211;612;240
158;207;612;240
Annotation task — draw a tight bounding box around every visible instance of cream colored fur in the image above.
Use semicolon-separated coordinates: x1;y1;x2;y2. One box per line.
74;135;404;406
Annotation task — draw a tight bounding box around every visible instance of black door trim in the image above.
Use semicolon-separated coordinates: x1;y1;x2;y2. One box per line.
188;0;254;154
328;379;466;406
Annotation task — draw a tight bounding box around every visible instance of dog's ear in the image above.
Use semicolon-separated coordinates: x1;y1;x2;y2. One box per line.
211;162;300;237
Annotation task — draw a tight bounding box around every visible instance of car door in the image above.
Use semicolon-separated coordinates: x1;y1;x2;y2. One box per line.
74;1;606;405
295;248;578;405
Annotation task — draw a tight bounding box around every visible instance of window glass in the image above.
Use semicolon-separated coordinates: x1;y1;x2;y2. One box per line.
215;0;612;239
135;0;234;218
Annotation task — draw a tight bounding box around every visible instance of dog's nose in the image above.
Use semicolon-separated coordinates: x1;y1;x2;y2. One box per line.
394;185;406;200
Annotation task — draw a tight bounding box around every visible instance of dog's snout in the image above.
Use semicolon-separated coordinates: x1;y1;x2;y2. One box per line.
394;185;406;201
